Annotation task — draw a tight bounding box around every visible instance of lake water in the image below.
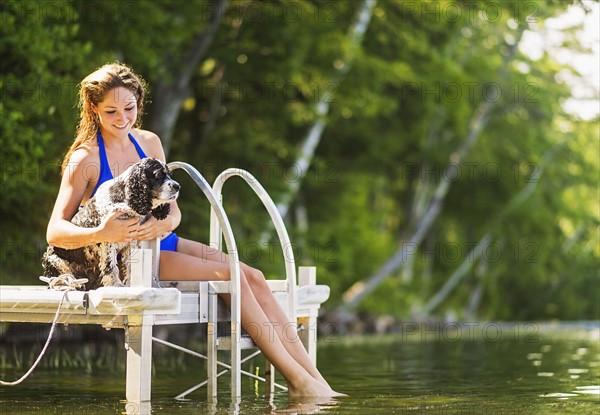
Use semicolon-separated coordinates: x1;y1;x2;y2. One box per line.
0;322;598;414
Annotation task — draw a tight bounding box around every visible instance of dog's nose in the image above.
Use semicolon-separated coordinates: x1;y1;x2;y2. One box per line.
171;181;181;191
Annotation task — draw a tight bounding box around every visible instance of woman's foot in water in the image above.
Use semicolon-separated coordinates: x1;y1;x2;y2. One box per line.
288;375;347;398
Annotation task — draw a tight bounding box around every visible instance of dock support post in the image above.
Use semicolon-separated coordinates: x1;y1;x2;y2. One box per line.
125;243;155;402
298;267;318;365
207;282;218;400
125;315;153;402
264;359;275;396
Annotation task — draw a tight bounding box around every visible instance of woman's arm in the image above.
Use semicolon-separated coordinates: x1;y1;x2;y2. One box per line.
46;149;139;249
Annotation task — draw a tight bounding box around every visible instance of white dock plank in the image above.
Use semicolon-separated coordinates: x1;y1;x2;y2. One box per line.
0;286;86;314
87;287;180;315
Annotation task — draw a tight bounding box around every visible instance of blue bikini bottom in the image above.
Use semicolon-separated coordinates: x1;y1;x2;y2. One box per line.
160;232;179;252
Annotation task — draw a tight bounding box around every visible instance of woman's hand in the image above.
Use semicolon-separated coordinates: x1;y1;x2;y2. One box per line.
95;212;173;244
97;211;140;243
134;215;173;241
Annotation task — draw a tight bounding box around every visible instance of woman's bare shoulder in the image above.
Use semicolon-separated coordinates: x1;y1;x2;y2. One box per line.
66;142;100;173
133;128;162;145
132;128;166;160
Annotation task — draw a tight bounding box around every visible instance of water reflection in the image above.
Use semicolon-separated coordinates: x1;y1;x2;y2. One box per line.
276;396;341;414
528;331;599;406
1;325;598;414
573;385;600;394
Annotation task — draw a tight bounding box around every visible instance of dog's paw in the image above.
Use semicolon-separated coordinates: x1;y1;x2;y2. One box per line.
112;277;126;287
151;203;171;220
100;274;124;287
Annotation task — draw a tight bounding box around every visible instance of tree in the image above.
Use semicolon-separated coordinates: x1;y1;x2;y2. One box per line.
1;0;596;321
0;0;90;281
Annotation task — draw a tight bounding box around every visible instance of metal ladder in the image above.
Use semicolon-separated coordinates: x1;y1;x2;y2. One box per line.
162;163;297;400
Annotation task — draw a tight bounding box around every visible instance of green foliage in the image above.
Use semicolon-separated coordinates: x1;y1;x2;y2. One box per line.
0;0;90;281
1;0;597;321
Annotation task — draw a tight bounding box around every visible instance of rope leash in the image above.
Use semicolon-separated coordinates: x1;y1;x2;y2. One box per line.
39;274;89;291
0;274;87;386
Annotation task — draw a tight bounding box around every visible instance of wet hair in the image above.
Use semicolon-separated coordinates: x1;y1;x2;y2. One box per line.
61;62;147;173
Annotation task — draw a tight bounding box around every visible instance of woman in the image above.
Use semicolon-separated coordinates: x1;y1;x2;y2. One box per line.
46;62;343;397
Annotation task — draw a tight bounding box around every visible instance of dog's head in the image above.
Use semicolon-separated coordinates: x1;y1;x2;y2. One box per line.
124;158;180;219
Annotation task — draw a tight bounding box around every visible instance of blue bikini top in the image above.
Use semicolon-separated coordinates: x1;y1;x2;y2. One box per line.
89;130;147;198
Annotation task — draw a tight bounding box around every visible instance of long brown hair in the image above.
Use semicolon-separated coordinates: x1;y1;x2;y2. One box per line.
62;62;147;173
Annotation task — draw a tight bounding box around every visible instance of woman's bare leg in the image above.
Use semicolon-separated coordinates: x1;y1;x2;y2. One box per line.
242;266;331;386
175;238;331;386
159;245;341;397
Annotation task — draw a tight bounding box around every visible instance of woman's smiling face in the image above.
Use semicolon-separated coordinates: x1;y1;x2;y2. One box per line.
93;86;138;139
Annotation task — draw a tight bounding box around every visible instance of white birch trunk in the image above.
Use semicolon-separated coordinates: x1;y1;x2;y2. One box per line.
418;234;492;316
416;141;560;316
337;28;526;312
339;99;495;311
274;0;377;221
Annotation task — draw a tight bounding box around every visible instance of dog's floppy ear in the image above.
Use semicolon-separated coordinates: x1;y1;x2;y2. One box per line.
152;203;171;220
126;159;153;215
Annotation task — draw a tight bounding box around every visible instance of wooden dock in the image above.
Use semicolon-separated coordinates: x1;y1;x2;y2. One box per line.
0;265;328;401
0;164;330;403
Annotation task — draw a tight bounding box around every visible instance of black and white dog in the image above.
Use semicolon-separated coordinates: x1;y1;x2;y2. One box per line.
42;158;180;290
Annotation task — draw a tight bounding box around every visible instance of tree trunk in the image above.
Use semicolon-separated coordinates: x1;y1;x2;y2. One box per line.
418;234;492;317
338;99;495;312
147;0;228;157
336;27;527;313
412;141;562;317
464;251;490;320
275;0;377;221
257;0;377;245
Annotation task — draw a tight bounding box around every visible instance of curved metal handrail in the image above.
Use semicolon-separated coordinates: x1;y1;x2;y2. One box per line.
211;168;297;322
167;161;241;396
